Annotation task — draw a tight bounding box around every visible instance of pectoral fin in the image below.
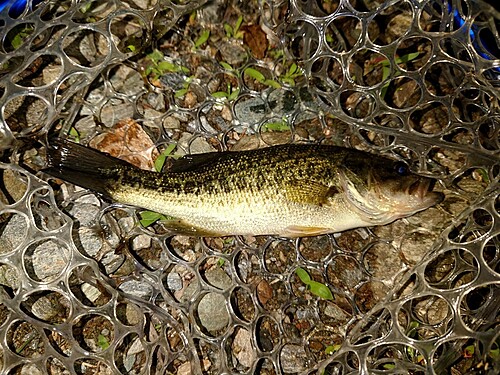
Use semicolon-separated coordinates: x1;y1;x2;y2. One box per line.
281;225;332;237
160;218;225;237
283;180;339;206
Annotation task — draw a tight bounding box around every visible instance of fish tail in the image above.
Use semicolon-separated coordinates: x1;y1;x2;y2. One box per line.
44;138;129;196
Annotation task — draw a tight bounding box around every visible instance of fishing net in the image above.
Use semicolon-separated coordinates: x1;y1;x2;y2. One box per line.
0;0;498;373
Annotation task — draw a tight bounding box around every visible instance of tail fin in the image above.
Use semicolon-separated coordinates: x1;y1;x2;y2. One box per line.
44;138;131;196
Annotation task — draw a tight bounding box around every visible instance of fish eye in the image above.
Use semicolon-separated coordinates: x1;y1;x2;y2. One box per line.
394;162;408;176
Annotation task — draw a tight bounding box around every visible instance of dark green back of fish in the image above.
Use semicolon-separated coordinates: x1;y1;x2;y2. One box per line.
45;139;355;198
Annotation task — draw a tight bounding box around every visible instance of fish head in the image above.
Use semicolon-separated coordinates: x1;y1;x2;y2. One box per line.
338;153;444;225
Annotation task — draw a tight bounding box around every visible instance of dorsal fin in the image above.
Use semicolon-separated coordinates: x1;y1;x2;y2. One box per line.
168;151;231;173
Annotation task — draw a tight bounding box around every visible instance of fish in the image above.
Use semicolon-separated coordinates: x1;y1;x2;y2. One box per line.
43;138;444;237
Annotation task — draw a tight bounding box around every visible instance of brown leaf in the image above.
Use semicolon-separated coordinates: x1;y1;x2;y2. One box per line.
89;118;159;170
242;24;268;59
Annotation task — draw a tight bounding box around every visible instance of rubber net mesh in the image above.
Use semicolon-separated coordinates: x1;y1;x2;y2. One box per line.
0;0;499;374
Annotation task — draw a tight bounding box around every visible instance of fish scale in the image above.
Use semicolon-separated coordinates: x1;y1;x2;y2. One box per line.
44;139;443;237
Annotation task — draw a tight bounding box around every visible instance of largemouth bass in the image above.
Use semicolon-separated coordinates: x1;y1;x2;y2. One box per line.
44;139;443;237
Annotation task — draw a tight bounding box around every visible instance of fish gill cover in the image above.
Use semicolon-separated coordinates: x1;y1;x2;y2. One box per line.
0;0;498;374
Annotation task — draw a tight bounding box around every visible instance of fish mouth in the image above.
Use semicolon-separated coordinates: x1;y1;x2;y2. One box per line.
406;178;444;204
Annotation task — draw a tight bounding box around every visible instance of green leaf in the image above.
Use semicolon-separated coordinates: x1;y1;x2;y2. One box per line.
220;61;233;71
139;211;166;227
212;91;229;99
10;26;34;50
127;45;136;52
154;143;177;172
69;127;80;143
157;61;178;73
147;49;164;63
489;347;499;359
244;67;266;82
194;29;210;48
144;65;154;76
324;344;341;355
406;346;415;360
464;344;475;357
475;168;489;183
79;1;93;13
307;280;333;300
227;87;240;101
382;66;391;81
140;211;163;221
295;267;311;284
406;321;420;340
281;77;295;86
175;88;188;98
380;65;391;98
383;363;396;370
379;58;391;67
224;23;233;37
97;334;110;350
288;63;298;76
263;121;290;132
263;79;282;89
395;51;420;64
234;15;243;33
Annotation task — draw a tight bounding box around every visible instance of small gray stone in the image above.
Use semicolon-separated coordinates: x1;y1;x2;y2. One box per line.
30;240;70;282
198;0;226;25
99;102;135;127
204;266;232;290
323;302;349;324
197;292;229;333
177;133;216;155
119;280;154;300
77;227;103;257
280;344;308;373
68;203;100;226
0;264;20;291
163;115;181;130
42;62;63;86
81;283;103;304
165;272;183;291
131;234;152;251
0;213;28;254
218;41;247;66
